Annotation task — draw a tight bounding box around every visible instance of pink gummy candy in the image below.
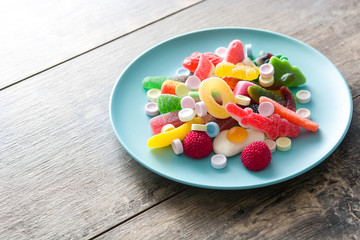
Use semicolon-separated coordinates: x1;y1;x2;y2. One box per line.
225;103;299;139
233;81;257;98
149;110;184;135
224;40;245;64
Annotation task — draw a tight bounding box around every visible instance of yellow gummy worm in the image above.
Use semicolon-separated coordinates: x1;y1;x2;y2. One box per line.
147;117;204;148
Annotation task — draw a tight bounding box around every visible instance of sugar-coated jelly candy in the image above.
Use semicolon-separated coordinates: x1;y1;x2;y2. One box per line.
149;110;183;135
142;75;188;89
182;52;222;72
157;94;182;114
226;126;248;143
215;62;259;80
222;77;239;90
194;53;214;81
198;77;236;119
259;97;319;132
269;56;306;87
224;40;244;64
214;62;235;77
161;80;181;95
226;103;300;139
147;117;203;148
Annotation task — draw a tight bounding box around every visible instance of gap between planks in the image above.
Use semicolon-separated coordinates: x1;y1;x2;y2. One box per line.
89;188;190;240
0;0;205;92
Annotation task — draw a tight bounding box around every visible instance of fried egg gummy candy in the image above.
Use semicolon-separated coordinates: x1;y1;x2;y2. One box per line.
198;77;236;119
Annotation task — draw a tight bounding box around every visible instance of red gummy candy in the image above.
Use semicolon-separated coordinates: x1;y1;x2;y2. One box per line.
194;54;214;81
182;52;222;72
149;110;183;135
225;103;299;139
280;86;296;112
224;40;245;64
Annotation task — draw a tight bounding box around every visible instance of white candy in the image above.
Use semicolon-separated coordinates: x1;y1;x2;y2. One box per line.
191;124;207;132
176;68;190;76
195;101;207;117
264;139;276;153
276;137;291;151
215;47;227;58
258;102;274;117
259;75;274;87
181;96;196;109
296;108;311;119
235;95;251;106
178;108;195;122
172;139;183;155
211;154;227;169
185;76;201;90
213;128;265;157
145;102;159;116
259;63;274;78
147;89;161;102
296;90;311;104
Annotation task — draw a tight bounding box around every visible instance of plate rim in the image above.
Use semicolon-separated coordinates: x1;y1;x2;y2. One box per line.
109;27;353;190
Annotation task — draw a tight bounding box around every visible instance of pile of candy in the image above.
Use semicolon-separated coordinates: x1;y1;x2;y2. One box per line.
142;39;318;171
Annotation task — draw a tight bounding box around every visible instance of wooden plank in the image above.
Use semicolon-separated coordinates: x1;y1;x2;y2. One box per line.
97;97;360;239
0;0;201;89
0;0;359;239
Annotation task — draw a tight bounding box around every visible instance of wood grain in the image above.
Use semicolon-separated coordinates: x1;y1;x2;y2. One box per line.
98;97;360;239
0;0;359;239
0;0;201;90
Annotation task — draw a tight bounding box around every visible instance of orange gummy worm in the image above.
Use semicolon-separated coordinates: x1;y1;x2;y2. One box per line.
259;96;319;132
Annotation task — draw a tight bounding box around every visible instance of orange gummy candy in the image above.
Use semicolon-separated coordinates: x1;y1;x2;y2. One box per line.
259;96;319;132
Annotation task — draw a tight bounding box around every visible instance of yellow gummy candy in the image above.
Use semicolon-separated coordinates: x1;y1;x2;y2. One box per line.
232;64;259;80
147;117;204;148
198;77;236;119
214;62;235;78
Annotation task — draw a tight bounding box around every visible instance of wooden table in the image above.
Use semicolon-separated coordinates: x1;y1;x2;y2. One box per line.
1;0;359;239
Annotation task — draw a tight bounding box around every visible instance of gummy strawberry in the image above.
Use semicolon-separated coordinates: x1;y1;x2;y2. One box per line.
183;130;213;159
241;141;271;171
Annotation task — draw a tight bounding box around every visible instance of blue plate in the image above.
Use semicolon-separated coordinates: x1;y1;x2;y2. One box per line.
110;28;352;189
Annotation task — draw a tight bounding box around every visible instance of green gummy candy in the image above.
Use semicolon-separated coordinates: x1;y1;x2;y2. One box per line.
269;56;306;87
248;85;284;104
142;75;189;89
142;76;169;90
157;94;182;114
